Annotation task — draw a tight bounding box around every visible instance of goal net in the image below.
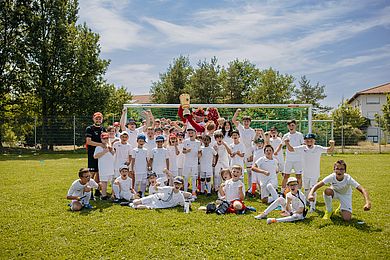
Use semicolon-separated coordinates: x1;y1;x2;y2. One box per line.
123;103;333;146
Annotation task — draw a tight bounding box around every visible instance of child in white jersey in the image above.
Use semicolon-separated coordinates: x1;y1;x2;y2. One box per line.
112;165;138;202
199;135;217;196
182;128;201;198
219;165;246;213
150;135;169;179
251;145;279;204
93;132;115;200
213;131;232;191
285;133;335;212
166;133;180;177
176;132;185;177
218;168;232;199
308;160;371;221
67;168;98;210
249;138;265;196
113;131;132;180
255;177;307;224
131;134;148;197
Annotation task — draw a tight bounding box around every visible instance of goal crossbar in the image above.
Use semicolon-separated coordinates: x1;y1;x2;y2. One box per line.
123;103;313;133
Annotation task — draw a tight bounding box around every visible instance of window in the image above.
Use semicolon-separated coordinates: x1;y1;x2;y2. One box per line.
367;136;378;143
366;96;380;104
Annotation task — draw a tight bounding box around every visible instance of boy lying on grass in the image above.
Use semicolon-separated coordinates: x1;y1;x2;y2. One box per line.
308;160;371;221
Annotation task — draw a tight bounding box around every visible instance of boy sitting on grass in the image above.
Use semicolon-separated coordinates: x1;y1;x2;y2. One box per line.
308;160;371;221
67;168;98;211
255;177;306;224
219;165;248;213
112;165;138;203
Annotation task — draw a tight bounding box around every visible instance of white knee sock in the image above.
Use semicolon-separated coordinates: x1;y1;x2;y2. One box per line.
323;193;333;212
264;197;285;215
267;183;278;201
140;181;147;196
191;177;197;193
201;181;205;193
206;181;211;193
184;176;189;191
247;169;252;191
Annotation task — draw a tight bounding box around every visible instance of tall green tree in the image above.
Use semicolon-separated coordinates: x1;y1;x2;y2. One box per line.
246;68;295;104
220;59;259;104
185;57;222;104
150;55;193;103
375;94;390;137
295;76;331;114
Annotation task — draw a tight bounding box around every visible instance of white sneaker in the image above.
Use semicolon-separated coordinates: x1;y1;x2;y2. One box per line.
129;203;134;208
254;213;267;220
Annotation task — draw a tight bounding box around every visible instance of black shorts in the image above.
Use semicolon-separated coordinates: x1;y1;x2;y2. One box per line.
88;156;98;172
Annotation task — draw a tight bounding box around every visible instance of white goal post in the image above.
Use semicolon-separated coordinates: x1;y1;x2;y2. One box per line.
123;103;314;133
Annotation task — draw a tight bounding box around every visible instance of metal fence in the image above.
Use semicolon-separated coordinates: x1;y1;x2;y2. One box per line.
1;116;389;153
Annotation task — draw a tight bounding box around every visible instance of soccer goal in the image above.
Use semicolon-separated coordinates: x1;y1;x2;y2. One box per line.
122;103;333;145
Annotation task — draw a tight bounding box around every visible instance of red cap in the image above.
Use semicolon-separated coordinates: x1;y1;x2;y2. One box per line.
169;133;177;139
93;112;103;118
101;132;109;139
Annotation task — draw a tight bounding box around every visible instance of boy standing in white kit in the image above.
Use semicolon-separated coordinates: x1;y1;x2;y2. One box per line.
229;130;246;169
199;135;217;196
213;131;232;192
285;133;335;212
182;128;201;198
112;131;132;180
93;132;115;200
150;135;169;179
232;109;256;194
277;120;304;192
131;134;149;197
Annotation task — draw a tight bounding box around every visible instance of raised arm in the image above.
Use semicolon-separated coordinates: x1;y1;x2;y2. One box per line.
232;109;241;127
284;138;294;152
327;140;335;153
120;108;127;131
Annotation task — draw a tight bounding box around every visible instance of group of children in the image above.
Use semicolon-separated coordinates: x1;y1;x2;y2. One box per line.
67;107;371;223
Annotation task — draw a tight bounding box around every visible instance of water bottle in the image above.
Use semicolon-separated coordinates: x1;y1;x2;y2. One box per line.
184;200;190;213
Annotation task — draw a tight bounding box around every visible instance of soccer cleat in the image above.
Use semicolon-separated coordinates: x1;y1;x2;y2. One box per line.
267;218;277;224
113;198;120;203
254;213;267;219
129;203;134;208
275;205;282;211
83;204;93;209
334;204;341;215
322;211;333;220
246;206;256;212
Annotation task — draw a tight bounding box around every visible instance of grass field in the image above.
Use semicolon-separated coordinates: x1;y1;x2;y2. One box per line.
0;153;389;259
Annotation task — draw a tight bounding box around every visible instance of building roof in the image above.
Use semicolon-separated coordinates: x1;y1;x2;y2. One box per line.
132;94;152;104
348;82;390;103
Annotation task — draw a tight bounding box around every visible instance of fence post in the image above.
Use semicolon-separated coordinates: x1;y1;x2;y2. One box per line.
378;117;381;154
73;115;76;152
34;116;37;151
341;112;344;153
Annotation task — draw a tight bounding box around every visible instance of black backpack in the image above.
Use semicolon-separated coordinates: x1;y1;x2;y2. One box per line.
216;200;230;215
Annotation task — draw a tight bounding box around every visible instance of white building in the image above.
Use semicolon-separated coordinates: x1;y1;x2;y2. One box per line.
348;82;390;143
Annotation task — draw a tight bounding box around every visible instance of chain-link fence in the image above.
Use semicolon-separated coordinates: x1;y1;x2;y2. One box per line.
1;115;389;153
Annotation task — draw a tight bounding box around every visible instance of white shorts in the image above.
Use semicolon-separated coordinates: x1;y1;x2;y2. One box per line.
114;169;120;178
260;179;278;199
284;161;303;174
215;162;229;174
303;177;318;190
252;172;261;185
135;174;147;183
178;168;183;177
183;165;199;177
200;171;213;178
100;175;113;182
333;191;353;213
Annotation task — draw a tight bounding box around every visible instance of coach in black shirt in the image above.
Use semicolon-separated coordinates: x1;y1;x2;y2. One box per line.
85;112;106;196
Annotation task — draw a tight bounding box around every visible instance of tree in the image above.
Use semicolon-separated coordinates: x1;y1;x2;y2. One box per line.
375;94;390;141
105;85;133;119
185;57;222;104
295;76;331;114
246;68;295;104
150;55;193;103
220;59;259;104
331;101;370;145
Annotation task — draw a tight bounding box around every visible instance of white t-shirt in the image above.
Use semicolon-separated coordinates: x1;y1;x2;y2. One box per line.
254;156;278;184
224;179;244;202
151;147;169;175
67;179;98;197
113;142;133;168
182;139;201;167
167;146;179;172
94;146;115;176
200;146;217;173
294;145;327;179
237;124;256;157
270;137;284;161
230;142;246;168
322;173;360;195
177;143;185;169
114;176;133;192
224;132;233;146
147;186;185;209
132;147;148;175
214;143;230;166
286;190;306;213
125;126;143;148
282;132;304;161
145;138;156;159
252;146;265;164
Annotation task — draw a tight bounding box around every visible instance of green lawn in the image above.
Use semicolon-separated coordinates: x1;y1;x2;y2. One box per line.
0;153;389;259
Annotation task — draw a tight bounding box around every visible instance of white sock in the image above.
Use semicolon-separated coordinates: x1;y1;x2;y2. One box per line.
206;181;211;193
184;177;189;192
264;197;285;215
323;193;333;212
191;178;197;193
247;169;252;190
140;181;147;196
201;181;205;193
267;183;278;201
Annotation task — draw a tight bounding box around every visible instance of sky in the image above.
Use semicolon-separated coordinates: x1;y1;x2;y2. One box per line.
78;0;390;108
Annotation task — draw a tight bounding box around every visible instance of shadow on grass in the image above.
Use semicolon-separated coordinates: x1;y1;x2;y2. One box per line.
76;199;115;216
